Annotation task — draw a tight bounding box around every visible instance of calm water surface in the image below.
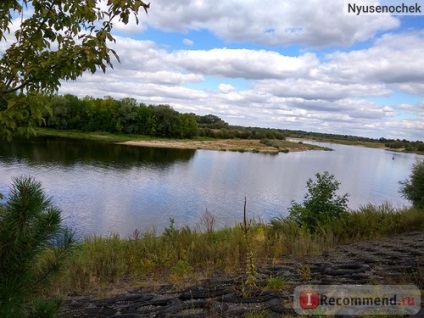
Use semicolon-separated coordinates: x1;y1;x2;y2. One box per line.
0;137;422;239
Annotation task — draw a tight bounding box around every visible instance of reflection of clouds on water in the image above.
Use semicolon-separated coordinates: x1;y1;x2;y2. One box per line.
0;138;420;238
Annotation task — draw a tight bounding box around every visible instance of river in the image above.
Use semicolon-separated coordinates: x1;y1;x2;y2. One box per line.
0;137;422;239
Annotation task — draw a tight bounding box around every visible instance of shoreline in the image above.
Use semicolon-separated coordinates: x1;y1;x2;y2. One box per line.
59;231;424;317
35;128;424;155
119;138;328;153
28;128;424;155
38;127;424;155
34;128;331;153
120;139;279;153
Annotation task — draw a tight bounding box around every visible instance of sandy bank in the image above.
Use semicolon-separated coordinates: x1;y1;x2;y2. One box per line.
119;138;326;153
120;139;280;153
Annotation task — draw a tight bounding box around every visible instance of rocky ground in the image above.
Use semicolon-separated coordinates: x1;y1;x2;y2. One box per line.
60;231;424;317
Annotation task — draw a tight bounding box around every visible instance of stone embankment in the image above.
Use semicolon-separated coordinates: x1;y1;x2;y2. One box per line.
60;232;424;317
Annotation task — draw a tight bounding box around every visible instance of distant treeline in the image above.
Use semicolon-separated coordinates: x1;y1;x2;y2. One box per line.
42;95;423;150
196;114;285;139
44;95;198;138
43;94;286;140
380;139;424;152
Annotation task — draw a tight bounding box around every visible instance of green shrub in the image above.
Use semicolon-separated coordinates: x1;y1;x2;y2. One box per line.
0;177;74;317
289;171;349;232
260;138;278;148
400;159;424;209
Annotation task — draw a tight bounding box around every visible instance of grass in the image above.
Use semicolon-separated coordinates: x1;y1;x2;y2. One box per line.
266;276;287;290
47;204;424;296
327;202;424;241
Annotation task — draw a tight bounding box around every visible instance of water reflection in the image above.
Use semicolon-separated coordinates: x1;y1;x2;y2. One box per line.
0;137;422;239
0;137;195;168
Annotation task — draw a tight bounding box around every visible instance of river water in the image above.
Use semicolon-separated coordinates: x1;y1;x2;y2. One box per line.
0;137;422;239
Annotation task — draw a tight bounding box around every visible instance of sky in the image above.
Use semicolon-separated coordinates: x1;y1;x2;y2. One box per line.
16;1;424;140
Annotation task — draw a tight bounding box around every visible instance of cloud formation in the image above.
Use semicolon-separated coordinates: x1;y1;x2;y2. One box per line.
59;31;423;139
55;2;423;140
146;0;399;47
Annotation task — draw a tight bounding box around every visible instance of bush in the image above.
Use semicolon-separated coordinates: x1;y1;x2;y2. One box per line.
289;171;349;232
0;177;74;317
400;159;424;209
260;138;277;148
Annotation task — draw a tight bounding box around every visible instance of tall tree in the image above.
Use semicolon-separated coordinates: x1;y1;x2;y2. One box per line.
0;0;149;139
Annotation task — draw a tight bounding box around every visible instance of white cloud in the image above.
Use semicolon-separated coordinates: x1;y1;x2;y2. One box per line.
254;79;390;100
147;0;399;47
56;31;423;140
398;83;424;96
218;84;236;94
183;38;194;46
398;102;424;118
168;49;319;79
316;31;424;85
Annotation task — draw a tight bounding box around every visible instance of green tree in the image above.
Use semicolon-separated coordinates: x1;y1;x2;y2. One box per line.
136;103;155;135
0;0;149;140
400;160;424;209
47;95;70;129
177;113;198;138
115;98;140;134
152;104;179;137
0;176;74;317
289;171;349;232
196;114;229;129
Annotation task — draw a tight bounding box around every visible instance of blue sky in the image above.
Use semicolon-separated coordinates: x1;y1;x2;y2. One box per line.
56;0;424;140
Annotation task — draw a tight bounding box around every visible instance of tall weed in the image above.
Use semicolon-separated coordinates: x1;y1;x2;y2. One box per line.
53;205;423;294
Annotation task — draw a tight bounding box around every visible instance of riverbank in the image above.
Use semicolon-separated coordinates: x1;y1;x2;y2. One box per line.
59;231;424;317
35;128;331;153
298;136;424;155
35;128;424;155
120;138;330;153
51;204;423;298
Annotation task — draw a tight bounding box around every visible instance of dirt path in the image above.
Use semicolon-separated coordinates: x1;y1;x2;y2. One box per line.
60;231;424;317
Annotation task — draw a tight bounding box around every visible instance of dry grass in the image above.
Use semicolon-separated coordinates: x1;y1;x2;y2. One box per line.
47;205;424;297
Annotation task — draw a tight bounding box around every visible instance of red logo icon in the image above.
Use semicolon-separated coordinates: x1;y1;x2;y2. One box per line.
299;290;320;309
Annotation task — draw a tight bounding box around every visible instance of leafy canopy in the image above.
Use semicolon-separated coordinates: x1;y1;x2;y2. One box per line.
0;0;149;139
289;171;349;232
400;159;424;209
